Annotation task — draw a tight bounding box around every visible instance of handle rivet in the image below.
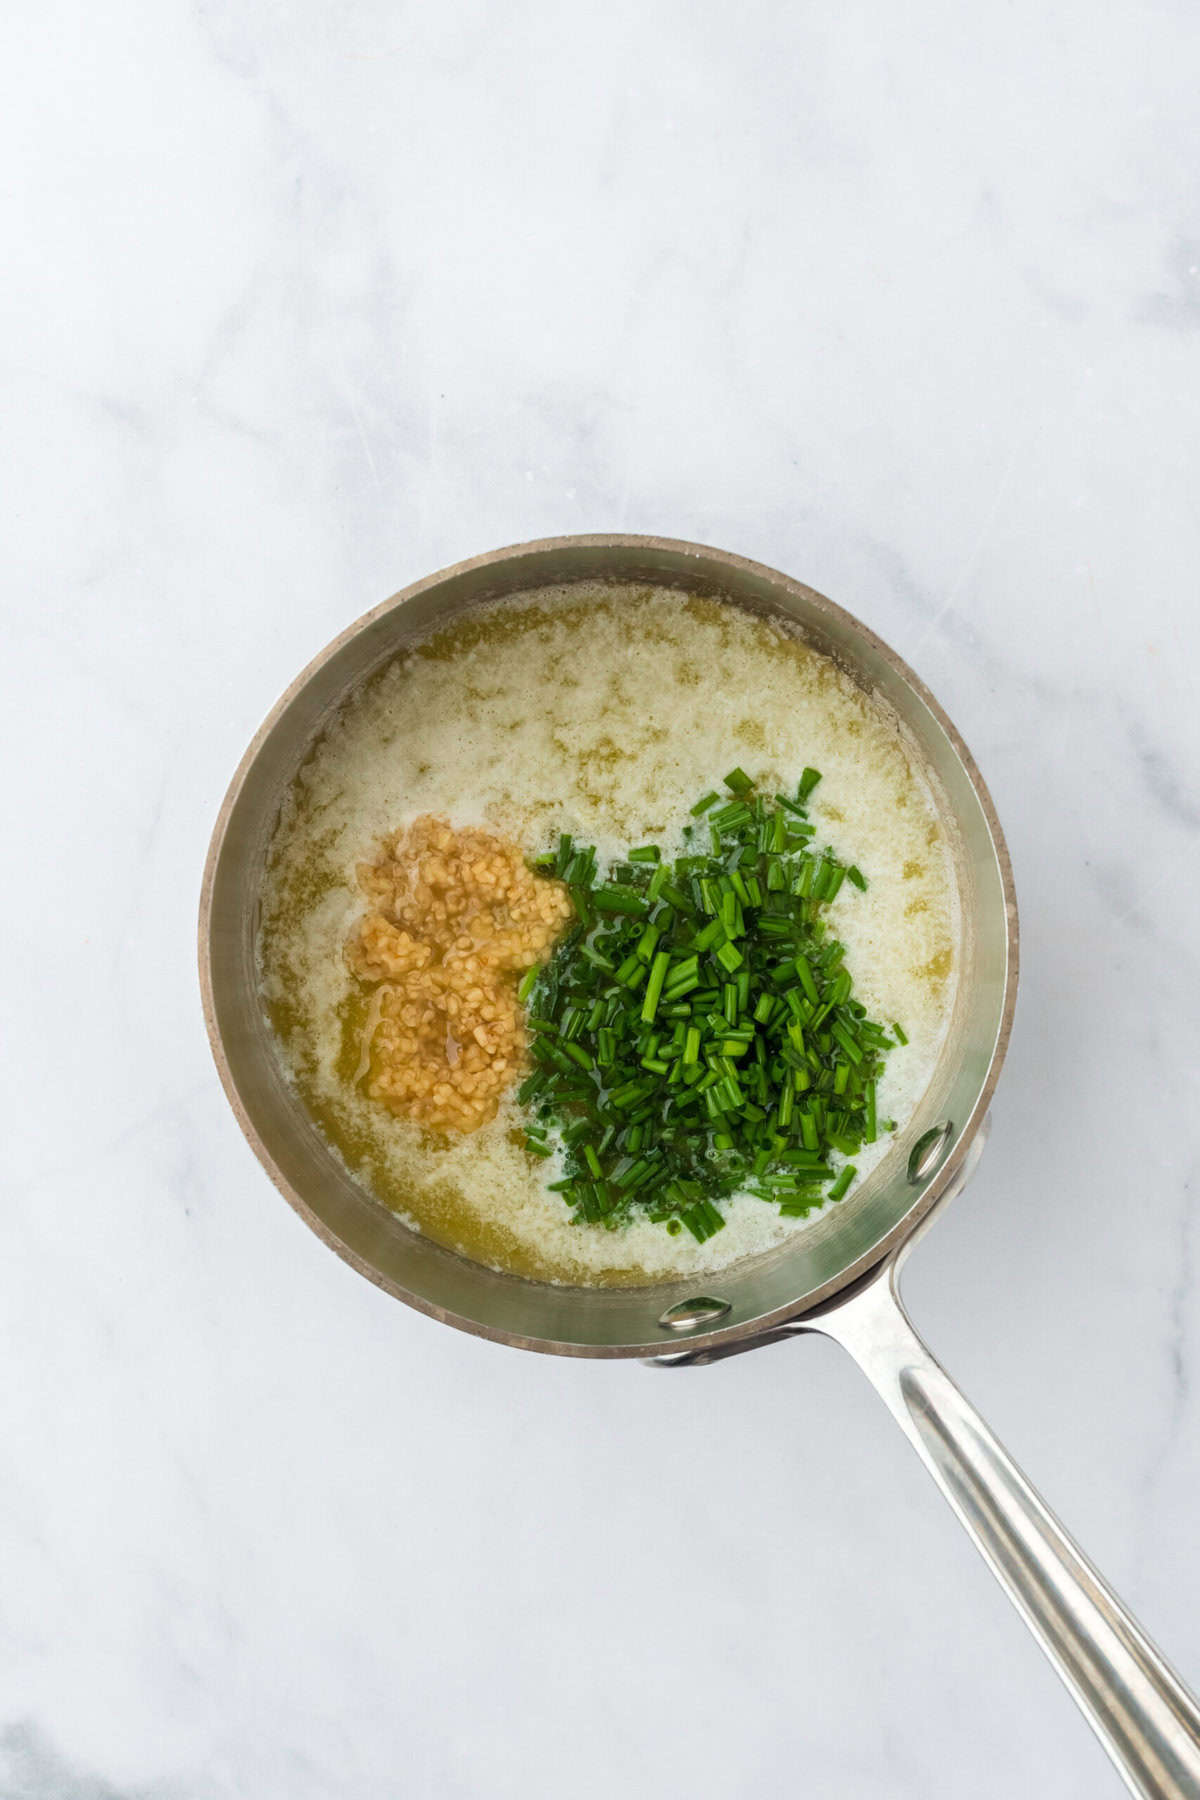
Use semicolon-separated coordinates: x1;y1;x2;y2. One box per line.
908;1121;954;1184
658;1296;732;1332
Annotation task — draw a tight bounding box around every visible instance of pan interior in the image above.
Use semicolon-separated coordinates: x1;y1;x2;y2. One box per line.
202;538;1015;1355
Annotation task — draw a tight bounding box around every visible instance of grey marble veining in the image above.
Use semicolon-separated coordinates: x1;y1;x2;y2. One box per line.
2;1;1199;1796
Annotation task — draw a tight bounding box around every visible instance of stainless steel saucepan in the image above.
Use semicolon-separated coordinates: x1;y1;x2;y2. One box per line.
200;535;1200;1797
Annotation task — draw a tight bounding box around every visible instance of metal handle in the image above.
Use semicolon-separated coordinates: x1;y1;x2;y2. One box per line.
807;1265;1200;1799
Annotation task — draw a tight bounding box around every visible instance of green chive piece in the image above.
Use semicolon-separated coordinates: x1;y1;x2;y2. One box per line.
641;950;671;1024
828;1164;856;1203
794;954;819;1003
693;917;724;954
681;1205;708;1242
636;922;662;962
892;1021;909;1045
592;885;648;917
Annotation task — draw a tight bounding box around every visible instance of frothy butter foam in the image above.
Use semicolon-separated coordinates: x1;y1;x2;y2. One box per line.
259;584;959;1286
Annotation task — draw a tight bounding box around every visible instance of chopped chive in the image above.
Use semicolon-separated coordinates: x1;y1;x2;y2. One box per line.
724;766;754;794
798;767;822;800
693;917;725;954
810;858;834;901
794;954;819;1003
641;951;671;1024
892;1021;909;1045
517;967;539;1003
846;865;867;892
636;922;662;962
828;1164;856;1203
592;885;649;916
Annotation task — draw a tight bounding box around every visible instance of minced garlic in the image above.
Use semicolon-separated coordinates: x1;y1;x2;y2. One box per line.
345;815;572;1132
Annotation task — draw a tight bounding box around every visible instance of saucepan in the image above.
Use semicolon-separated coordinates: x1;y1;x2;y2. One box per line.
199;535;1200;1797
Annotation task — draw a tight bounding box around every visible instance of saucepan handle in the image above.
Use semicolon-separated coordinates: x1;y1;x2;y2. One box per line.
807;1267;1200;1799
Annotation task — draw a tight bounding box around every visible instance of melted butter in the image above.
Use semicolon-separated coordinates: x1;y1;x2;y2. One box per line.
258;582;961;1287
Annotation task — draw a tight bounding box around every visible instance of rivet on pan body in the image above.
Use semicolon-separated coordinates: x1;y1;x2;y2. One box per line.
658;1296;732;1332
908;1121;954;1184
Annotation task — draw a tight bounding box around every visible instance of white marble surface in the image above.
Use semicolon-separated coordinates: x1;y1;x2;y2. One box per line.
3;1;1199;1794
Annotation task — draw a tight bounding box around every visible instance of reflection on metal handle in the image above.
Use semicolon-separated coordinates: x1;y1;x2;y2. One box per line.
647;1123;1200;1791
813;1268;1200;1799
